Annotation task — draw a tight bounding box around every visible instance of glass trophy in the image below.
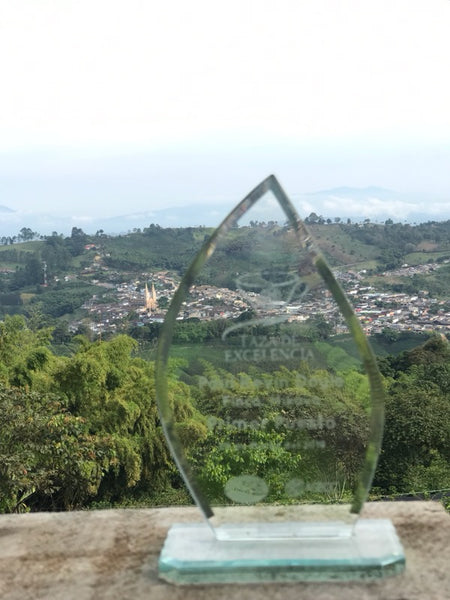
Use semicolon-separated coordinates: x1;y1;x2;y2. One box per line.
155;175;405;584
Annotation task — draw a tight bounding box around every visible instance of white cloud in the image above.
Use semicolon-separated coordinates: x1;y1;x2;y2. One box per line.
324;195;417;219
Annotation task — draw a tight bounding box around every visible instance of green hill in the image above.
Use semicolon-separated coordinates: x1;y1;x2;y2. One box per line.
0;220;449;323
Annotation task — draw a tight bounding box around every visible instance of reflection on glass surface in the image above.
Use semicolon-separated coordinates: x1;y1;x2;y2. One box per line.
155;175;385;540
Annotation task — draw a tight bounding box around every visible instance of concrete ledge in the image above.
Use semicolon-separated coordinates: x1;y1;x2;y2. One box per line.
0;502;449;600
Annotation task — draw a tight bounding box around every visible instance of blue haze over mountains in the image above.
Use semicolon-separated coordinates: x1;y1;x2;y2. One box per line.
0;186;448;237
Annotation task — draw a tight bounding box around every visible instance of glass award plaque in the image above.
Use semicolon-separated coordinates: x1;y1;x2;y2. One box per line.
155;175;405;584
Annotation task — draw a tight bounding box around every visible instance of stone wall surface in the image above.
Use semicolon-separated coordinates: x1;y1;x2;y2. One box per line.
0;501;448;600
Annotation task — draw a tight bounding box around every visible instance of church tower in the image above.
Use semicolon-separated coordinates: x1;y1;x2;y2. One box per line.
144;282;158;312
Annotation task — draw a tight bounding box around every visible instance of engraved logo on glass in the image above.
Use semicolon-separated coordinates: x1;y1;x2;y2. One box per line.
155;175;385;532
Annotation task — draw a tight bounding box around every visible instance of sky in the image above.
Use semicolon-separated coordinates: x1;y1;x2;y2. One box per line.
0;0;449;231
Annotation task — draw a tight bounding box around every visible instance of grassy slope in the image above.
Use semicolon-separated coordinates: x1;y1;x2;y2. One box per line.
310;224;379;266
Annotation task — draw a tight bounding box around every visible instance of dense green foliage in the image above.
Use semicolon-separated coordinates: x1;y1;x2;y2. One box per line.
374;336;450;495
0;386;101;512
102;225;210;272
31;282;99;318
188;362;370;504
339;220;450;270
0;312;448;513
0;316;202;511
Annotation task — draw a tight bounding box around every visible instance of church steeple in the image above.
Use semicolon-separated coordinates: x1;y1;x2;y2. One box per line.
144;282;158;312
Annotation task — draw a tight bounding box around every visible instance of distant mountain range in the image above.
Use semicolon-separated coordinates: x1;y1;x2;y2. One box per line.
0;205;226;237
0;186;448;237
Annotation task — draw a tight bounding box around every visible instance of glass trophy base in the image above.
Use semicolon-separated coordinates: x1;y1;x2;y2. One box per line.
158;519;405;585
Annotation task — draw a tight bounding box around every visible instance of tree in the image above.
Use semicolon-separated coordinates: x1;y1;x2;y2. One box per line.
25;303;52;332
157;296;169;309
67;227;88;256
18;227;36;242
375;382;450;492
0;385;102;512
52;336;205;503
51;320;72;345
42;234;72;274
24;255;43;285
374;336;450;494
305;212;319;224
0;315;53;388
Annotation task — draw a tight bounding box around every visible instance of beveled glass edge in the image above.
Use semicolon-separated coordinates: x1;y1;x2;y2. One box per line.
159;520;405;583
154;174;385;520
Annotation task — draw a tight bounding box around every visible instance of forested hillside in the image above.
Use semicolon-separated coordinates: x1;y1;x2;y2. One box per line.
1;220;449;325
0;221;449;513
